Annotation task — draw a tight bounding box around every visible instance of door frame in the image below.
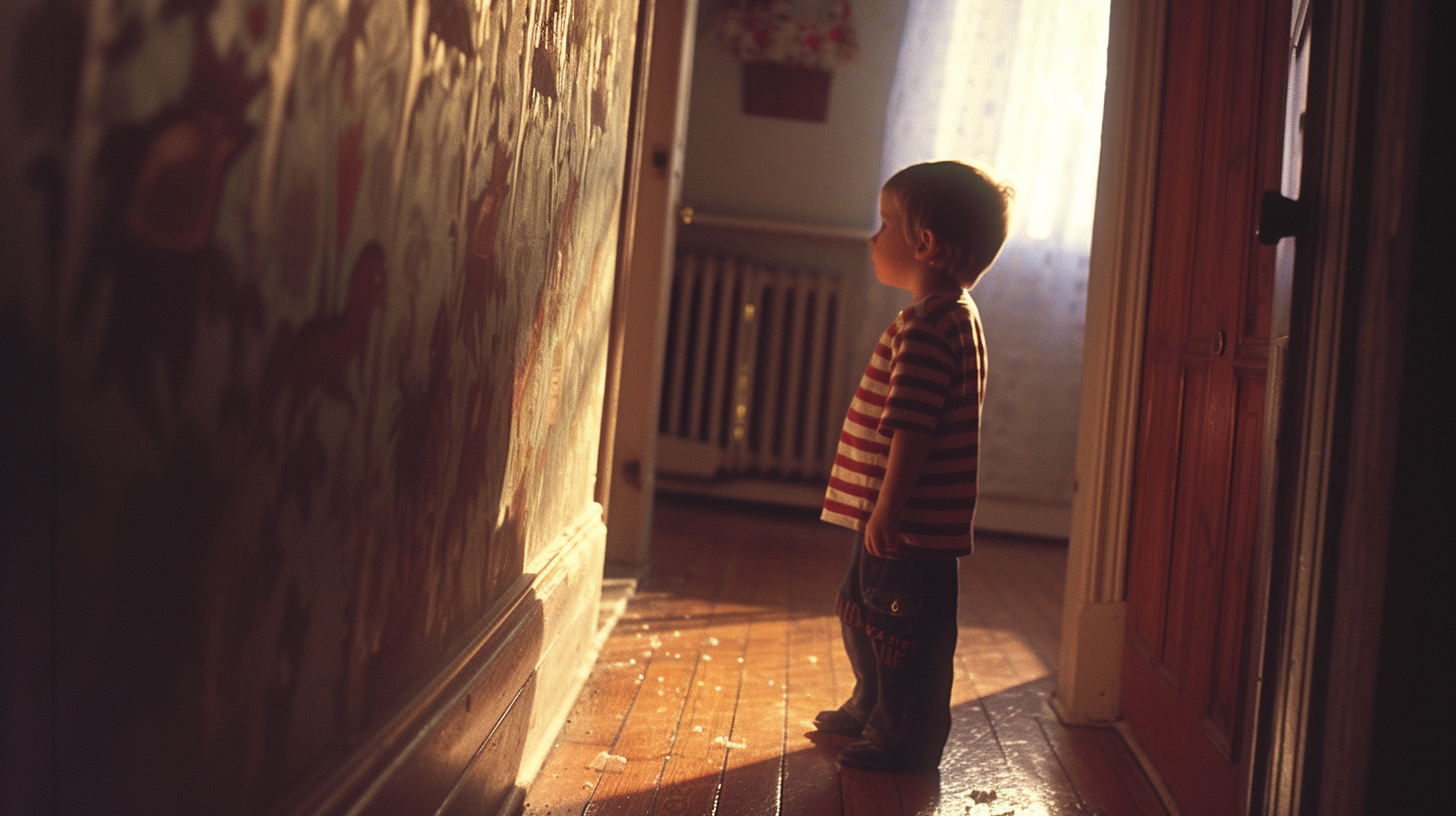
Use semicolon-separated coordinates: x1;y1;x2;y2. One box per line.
1052;0;1164;729
597;0;700;565
1251;1;1426;813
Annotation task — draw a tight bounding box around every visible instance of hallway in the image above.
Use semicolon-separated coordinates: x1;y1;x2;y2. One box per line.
523;497;1165;815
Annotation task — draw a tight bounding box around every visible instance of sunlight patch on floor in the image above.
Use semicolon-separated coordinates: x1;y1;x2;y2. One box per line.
535;742;1065;816
605;610;1051;708
953;623;1051;703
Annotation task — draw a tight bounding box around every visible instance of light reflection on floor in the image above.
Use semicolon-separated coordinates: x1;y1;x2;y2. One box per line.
538;609;1059;814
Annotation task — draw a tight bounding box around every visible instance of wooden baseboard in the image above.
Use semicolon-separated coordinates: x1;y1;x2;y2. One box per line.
975;496;1072;540
278;507;607;816
1111;719;1184;816
657;477;1071;540
515;511;611;794
657;474;828;508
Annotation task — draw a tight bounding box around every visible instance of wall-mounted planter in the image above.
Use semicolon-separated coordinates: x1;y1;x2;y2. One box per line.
741;62;831;122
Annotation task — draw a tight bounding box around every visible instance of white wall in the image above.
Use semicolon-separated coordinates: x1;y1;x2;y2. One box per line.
673;1;1082;538
680;2;909;228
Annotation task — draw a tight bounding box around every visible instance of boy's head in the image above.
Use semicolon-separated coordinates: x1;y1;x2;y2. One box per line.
881;161;1012;289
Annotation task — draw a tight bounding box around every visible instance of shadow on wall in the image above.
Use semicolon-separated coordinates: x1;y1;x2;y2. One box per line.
1;303;58;816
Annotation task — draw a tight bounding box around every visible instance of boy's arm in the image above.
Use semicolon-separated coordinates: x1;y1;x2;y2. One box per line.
865;429;934;558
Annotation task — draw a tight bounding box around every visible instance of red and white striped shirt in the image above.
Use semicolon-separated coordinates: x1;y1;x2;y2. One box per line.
821;292;987;557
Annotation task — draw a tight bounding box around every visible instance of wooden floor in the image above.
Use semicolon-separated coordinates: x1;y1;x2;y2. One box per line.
523;497;1166;816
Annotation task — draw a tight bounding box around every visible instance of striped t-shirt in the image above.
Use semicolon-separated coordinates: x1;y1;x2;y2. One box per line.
821;292;987;558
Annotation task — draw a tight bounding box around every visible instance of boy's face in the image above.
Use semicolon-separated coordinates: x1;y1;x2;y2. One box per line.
871;189;927;291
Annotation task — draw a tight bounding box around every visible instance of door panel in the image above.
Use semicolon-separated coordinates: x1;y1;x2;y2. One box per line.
1120;0;1293;813
1124;359;1186;658
1205;368;1266;749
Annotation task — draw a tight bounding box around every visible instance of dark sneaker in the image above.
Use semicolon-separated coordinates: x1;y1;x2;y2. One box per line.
835;739;940;774
812;709;865;737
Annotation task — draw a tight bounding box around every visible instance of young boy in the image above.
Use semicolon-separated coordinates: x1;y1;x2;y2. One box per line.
816;161;1011;773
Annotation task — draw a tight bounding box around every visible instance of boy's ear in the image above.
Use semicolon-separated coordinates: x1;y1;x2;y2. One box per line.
913;228;940;263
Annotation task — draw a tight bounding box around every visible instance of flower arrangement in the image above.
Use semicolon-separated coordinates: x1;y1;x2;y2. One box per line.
714;1;859;71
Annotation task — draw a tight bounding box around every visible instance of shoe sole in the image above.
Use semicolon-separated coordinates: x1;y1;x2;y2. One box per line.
812;714;864;737
836;742;939;774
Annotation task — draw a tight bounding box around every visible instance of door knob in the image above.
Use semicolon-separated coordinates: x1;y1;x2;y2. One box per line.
1257;190;1304;245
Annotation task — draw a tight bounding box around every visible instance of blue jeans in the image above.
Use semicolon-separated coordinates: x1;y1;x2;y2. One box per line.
835;531;959;763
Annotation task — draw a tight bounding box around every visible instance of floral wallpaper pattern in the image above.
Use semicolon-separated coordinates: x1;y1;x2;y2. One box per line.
2;0;635;810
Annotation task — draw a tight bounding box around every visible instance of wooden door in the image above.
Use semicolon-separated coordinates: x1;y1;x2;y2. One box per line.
1120;0;1294;813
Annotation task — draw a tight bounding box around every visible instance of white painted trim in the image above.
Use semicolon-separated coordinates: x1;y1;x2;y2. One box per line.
658;476;1070;540
1053;0;1166;725
975;496;1071;540
518;506;610;796
524;503;607;577
657;475;827;509
678;208;875;242
604;0;700;565
287;502;608;816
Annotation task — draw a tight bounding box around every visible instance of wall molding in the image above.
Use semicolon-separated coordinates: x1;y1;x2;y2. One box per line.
1053;0;1166;725
516;506;612;794
975;496;1071;540
277;505;607;816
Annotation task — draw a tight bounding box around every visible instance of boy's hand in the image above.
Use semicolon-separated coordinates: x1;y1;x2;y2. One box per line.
865;507;900;558
866;429;934;559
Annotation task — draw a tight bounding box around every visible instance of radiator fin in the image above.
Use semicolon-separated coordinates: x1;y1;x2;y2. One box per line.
658;251;844;482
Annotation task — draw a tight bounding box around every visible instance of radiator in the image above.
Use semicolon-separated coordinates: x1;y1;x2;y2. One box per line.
657;251;845;483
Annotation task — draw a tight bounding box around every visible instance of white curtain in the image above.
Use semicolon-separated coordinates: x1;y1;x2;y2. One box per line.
879;0;1110;507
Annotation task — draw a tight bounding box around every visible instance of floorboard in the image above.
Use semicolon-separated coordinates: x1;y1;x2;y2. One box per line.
523;496;1166;816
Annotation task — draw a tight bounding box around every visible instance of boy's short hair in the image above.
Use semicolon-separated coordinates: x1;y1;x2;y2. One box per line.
883;161;1013;289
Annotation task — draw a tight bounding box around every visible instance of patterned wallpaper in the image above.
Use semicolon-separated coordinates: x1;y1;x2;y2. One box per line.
2;0;635;810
